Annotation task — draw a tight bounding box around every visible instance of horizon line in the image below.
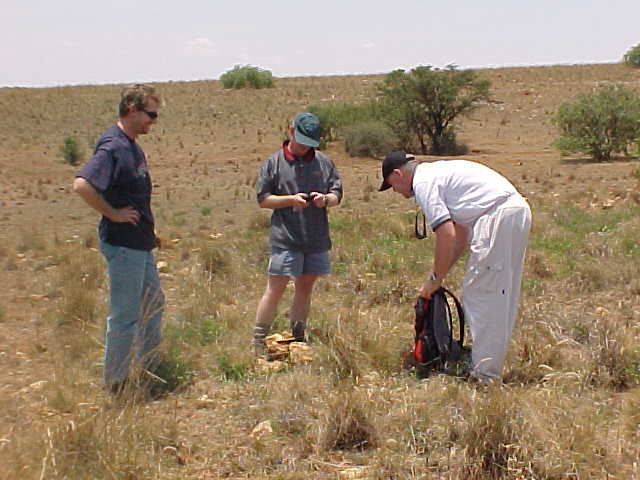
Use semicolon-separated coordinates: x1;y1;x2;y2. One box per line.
0;60;624;90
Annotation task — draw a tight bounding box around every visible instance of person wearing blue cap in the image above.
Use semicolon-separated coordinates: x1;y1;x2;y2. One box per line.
253;112;343;354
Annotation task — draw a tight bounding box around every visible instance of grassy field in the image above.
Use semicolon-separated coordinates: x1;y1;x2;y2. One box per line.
0;63;640;479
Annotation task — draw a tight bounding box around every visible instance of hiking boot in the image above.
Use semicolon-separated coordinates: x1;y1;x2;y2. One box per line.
291;325;306;343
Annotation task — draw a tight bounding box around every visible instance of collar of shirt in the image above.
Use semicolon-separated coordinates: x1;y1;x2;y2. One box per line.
283;140;315;162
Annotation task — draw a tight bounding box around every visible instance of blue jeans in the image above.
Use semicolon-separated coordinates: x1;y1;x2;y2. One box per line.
99;241;164;385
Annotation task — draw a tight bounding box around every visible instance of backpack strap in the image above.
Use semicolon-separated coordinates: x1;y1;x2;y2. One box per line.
439;287;465;347
414;210;428;239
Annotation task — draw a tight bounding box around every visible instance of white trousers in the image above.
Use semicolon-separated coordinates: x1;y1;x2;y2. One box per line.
462;194;531;381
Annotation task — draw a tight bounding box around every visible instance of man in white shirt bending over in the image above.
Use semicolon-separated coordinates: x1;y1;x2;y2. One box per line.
379;151;531;383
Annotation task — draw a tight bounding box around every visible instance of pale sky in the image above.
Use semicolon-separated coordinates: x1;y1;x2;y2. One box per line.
2;0;640;87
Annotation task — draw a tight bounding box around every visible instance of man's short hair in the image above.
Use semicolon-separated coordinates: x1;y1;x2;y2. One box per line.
118;84;161;117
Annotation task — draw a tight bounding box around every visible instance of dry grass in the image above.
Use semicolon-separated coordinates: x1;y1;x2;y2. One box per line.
0;63;640;478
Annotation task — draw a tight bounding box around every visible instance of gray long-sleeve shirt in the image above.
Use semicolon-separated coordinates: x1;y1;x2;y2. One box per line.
256;145;343;253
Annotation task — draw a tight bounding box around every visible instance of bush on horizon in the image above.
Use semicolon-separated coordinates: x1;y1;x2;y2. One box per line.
553;84;640;161
220;65;274;89
623;43;640;67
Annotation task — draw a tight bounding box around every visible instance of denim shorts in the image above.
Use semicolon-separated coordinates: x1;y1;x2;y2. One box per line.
267;248;331;277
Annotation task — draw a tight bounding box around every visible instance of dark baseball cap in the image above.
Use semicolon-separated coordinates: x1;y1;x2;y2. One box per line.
293;112;321;148
379;151;415;191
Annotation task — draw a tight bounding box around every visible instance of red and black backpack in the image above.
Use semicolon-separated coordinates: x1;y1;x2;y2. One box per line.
412;287;466;374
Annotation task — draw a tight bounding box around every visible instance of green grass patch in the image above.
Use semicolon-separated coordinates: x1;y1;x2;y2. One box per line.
622;237;640;256
553;203;636;235
216;353;248;382
166;314;226;347
533;203;638;275
149;356;195;393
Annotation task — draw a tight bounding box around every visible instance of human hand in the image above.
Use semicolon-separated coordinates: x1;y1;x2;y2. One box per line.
291;193;310;210
109;206;140;225
309;191;327;208
418;278;441;300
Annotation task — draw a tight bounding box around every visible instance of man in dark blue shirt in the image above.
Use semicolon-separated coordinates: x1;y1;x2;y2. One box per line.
73;84;164;392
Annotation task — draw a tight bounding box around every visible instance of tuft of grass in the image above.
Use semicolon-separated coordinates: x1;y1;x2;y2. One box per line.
55;249;103;326
146;355;195;394
590;317;640;391
200;244;228;277
322;386;377;452
216;353;248;381
459;391;523;478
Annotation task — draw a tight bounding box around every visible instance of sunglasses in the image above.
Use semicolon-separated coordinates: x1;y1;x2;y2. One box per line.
140;108;158;120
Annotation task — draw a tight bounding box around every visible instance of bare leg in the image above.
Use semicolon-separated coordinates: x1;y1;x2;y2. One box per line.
254;275;289;347
290;274;319;341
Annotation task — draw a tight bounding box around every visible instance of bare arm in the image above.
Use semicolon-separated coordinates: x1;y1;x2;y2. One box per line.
450;222;469;269
259;193;309;210
259;192;339;210
72;177;140;225
419;220;467;298
432;220;457;281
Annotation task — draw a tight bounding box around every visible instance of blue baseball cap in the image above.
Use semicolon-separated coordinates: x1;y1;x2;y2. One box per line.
293;112;321;148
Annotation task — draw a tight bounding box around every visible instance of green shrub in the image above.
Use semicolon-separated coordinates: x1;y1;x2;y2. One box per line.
553;84;640;161
378;65;490;155
343;121;398;157
623;43;640;67
220;65;273;89
307;101;385;143
59;136;83;166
